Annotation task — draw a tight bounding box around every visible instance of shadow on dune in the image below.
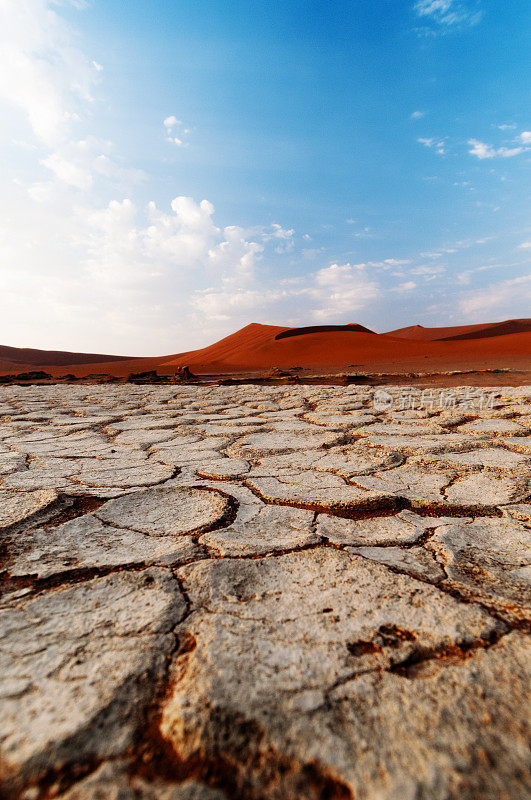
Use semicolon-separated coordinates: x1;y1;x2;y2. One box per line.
275;324;375;340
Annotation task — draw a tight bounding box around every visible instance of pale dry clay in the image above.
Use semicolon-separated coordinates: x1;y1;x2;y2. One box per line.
0;383;529;799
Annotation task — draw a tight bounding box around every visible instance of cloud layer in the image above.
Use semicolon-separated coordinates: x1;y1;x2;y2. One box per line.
0;0;528;354
414;0;483;30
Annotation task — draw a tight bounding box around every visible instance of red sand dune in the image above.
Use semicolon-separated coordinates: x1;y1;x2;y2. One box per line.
386;319;531;341
162;321;531;373
0;344;133;371
0;318;529;379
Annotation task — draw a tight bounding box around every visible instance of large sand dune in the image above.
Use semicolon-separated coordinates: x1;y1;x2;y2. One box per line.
0;318;529;378
162;320;531;375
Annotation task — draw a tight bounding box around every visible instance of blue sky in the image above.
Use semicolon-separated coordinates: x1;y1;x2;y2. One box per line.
0;0;530;354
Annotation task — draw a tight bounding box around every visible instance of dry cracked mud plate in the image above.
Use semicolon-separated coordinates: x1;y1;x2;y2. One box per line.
162;549;528;800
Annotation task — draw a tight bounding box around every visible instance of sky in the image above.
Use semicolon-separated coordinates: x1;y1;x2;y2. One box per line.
0;0;530;356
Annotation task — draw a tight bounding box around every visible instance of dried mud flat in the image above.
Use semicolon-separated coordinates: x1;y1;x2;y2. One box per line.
0;384;529;800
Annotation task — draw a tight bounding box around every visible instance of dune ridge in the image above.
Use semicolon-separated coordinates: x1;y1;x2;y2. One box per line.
275;323;375;340
0;344;134;369
386;318;531;341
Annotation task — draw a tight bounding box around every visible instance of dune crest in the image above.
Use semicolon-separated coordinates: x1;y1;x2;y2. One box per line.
275;323;375;340
0;344;133;371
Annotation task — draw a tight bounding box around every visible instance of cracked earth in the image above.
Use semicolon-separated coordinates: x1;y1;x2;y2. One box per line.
0;384;529;800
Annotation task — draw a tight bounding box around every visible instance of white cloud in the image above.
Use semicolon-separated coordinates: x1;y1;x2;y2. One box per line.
351;226;373;239
393;281;417;292
455;260;528;288
190;288;285;322
314;263;353;288
410;111;425;119
410;264;446;279
459;275;531;316
261;223;295;253
208;226;263;283
0;0;95;145
518;241;531;249
270;223;294;240
349;259;411;270
304;263;379;321
381;258;411;267
163;115;181;129
468;139;525;159
520;131;531;144
190;261;379;327
83;195;256;290
0;182;308;351
418;137;446;155
414;0;483;29
163;115;188;145
41;149;93;189
4;169;348;349
302;247;325;260
36;137;145;191
26;181;55;203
